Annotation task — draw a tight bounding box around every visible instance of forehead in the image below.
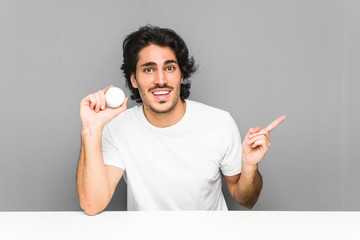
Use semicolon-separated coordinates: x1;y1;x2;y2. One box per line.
137;44;177;66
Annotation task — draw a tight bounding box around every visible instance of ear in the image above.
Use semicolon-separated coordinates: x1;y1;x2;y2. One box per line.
130;73;138;89
180;74;184;84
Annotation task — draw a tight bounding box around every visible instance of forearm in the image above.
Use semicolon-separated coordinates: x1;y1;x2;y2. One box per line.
76;127;111;215
234;163;263;209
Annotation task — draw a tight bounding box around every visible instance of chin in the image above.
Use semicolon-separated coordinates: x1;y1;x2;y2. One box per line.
149;102;174;113
147;97;180;114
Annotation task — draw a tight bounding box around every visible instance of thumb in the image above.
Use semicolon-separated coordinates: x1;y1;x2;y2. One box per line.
110;97;128;117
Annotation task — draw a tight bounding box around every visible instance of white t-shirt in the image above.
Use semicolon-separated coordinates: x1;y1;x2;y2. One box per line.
102;100;242;210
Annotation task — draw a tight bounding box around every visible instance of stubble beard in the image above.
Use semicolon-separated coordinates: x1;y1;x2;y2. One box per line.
145;91;181;114
140;84;181;114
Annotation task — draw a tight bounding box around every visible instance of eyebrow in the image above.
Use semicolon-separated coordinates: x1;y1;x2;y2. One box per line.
140;60;177;67
140;62;156;67
164;60;177;65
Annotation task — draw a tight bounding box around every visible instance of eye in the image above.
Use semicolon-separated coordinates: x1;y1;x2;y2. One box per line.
165;66;175;71
144;68;154;73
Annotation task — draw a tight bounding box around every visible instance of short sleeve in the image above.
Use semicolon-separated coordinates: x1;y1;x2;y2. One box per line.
102;124;125;170
220;114;242;176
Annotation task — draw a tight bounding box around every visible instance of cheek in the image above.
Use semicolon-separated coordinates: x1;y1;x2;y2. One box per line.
169;73;182;84
137;73;154;83
136;79;151;92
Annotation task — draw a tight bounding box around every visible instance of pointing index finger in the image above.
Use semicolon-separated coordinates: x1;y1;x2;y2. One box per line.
265;115;287;132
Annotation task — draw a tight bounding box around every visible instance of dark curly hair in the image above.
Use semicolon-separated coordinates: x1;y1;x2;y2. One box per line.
121;25;196;103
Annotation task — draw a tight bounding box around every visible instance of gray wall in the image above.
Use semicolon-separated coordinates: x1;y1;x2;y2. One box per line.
0;0;359;211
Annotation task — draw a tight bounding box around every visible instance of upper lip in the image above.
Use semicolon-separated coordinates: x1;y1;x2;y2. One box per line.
151;88;171;93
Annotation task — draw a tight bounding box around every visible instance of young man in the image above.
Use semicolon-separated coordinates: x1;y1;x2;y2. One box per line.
77;25;285;215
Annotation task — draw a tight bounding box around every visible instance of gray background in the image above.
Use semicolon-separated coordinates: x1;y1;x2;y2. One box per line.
0;0;359;211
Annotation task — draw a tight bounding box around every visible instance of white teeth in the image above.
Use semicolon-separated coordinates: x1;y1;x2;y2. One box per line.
153;91;170;95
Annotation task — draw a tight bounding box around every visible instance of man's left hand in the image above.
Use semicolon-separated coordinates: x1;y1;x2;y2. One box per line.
242;115;286;169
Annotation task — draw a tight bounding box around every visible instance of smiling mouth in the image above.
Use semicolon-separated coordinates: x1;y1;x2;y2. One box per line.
152;90;171;100
152;90;170;96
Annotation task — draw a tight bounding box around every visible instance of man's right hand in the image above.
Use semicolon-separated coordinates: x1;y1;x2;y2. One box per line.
80;85;128;130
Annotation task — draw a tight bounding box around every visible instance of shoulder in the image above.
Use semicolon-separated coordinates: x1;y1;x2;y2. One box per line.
107;104;141;128
187;100;231;121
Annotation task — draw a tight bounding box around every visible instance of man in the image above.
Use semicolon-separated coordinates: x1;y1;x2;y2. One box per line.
77;25;286;215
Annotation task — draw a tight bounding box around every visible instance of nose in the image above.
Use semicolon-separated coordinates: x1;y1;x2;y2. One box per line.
154;69;168;86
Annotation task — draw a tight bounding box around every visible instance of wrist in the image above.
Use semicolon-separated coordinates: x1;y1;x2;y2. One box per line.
241;163;258;174
241;155;258;173
81;125;103;137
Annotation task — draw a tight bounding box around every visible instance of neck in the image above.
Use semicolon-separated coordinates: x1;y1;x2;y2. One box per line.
142;99;186;128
